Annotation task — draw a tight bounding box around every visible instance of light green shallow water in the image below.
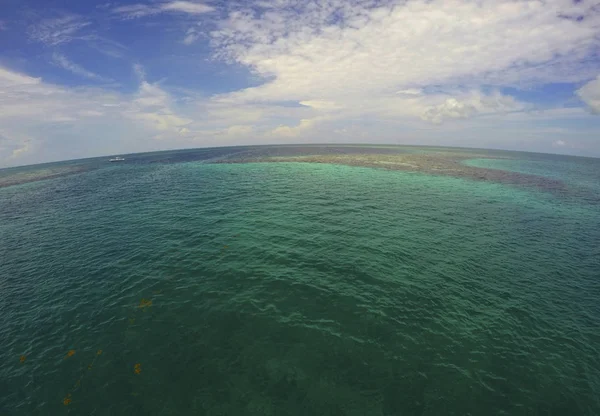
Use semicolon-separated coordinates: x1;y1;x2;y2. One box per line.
1;149;599;415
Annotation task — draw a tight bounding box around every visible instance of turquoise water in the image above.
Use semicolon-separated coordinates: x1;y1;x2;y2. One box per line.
464;154;600;201
1;147;599;415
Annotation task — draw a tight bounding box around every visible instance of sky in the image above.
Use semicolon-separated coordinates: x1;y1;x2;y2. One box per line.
0;0;599;167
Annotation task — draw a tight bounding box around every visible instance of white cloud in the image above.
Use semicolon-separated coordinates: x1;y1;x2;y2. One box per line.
396;89;423;96
486;107;593;122
130;112;192;132
79;110;105;117
87;36;129;59
161;1;214;14
0;67;41;86
222;125;254;137
422;98;479;124
111;4;157;19
52;53;111;82
183;32;200;45
270;116;330;138
123;69;193;133
113;1;214;18
211;0;600;116
28;15;91;45
576;75;600;114
27;14;127;59
421;91;525;124
133;63;146;80
10;140;33;159
0;129;35;161
0;66;116;123
182;26;203;45
300;100;341;111
554;140;566;146
134;81;170;108
0;66;196;166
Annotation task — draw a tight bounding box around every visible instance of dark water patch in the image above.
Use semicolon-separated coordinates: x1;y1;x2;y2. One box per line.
216;151;576;198
0;164;92;189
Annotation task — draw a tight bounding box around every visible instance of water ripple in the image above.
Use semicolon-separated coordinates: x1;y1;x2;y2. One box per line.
1;153;599;415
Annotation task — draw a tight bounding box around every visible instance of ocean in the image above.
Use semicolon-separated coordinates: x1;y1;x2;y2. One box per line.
1;145;599;415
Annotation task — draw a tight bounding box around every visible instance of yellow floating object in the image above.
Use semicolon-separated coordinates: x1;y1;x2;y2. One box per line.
138;298;152;309
134;363;142;374
63;394;72;406
19;355;26;363
97;349;103;356
65;350;76;359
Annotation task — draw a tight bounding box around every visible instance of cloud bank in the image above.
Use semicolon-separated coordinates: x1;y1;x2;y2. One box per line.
211;0;599;107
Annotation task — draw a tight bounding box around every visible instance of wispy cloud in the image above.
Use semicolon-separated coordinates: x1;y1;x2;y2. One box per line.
133;63;146;80
162;1;213;14
9;139;34;160
28;15;91;45
113;1;214;19
0;130;34;161
51;53;111;82
86;36;129;58
26;13;126;58
111;4;157;19
182;26;201;45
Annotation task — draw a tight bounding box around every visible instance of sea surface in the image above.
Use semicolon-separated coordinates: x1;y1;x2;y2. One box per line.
1;145;599;415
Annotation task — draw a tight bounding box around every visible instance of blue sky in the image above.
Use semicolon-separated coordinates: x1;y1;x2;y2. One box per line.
1;0;599;166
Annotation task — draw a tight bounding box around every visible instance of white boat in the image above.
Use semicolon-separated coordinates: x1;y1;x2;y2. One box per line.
109;156;125;162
